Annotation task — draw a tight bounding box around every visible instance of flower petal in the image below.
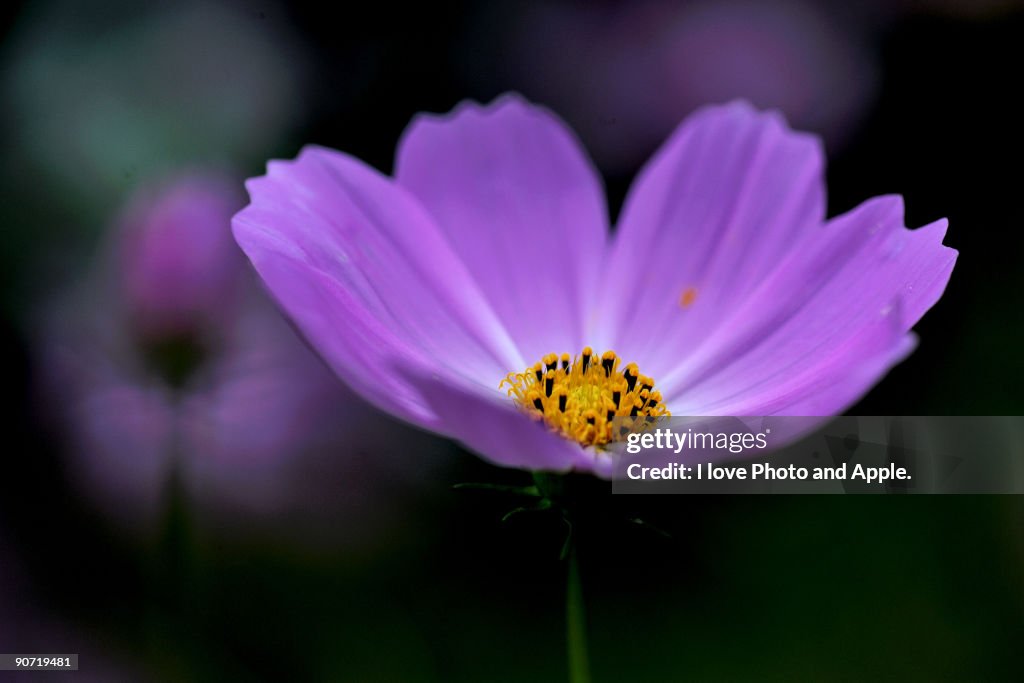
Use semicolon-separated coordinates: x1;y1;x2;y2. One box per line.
395;94;609;361
233;146;523;426
596;101;826;379
398;361;596;473
661;195;956;415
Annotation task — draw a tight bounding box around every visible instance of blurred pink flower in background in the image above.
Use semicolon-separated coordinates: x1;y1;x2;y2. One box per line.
498;0;879;172
36;172;449;546
115;174;244;341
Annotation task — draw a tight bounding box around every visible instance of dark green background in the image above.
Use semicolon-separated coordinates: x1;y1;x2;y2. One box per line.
2;1;1022;680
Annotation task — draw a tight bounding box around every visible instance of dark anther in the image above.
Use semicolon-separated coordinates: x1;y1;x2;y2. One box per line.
533;397;544;411
612;390;621;407
624;370;638;394
602;356;614;377
545;376;554;397
558;394;567;412
582;353;591;374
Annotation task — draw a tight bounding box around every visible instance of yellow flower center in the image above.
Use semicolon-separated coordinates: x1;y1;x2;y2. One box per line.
499;347;670;448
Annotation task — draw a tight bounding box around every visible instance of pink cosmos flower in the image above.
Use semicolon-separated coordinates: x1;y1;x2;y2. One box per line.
233;95;956;477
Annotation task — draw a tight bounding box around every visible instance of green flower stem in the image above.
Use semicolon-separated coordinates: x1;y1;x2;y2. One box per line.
566;544;591;683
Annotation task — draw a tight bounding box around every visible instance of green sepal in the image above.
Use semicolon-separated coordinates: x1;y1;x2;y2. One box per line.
452;482;542;497
500;496;553;522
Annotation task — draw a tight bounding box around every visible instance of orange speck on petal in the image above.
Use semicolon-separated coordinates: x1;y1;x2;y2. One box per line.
680;287;698;308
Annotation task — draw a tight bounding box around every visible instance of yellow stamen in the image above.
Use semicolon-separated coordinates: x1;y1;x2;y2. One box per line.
499;349;670;448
